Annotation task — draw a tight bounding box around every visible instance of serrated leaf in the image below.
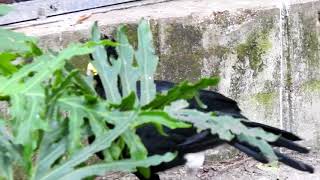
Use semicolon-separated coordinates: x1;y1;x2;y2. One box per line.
0;120;22;163
143;77;220;109
87;113;114;162
110;92;136;111
134;111;191;129
0;152;13;180
0;28;37;54
122;129;147;160
165;100;278;161
25;41;43;57
117;25;140;98
32;125;67;180
91;22;122;104
11;93;47;146
85;39;119;48
238;134;277;161
67;110;85;155
109;139;124;160
0;43;94;96
64;62;97;96
41;111;137;180
135;19;158;105
0;52;18;76
59;153;176;180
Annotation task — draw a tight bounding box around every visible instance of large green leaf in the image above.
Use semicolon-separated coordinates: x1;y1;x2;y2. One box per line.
134;111;191;129
91;22;122;104
9;91;48;173
59;152;176;180
67;110;85;155
40;111;137;180
117;26;140;98
143;77;220;109
122;130;147;160
0;43;94;96
0;120;22;163
0;152;13;180
32;126;67;180
0;28;37;54
165;100;279;161
0;120;20;180
10;91;48;144
135;19;158;105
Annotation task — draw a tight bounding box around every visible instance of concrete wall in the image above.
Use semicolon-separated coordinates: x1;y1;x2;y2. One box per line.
12;0;320;149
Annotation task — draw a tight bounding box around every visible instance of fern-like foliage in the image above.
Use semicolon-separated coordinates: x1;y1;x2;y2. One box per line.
0;17;280;180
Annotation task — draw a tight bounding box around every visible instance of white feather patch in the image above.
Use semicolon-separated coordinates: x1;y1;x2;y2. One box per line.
184;152;205;168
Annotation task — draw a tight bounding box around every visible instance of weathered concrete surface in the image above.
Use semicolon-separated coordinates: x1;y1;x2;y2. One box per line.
101;152;320;179
10;0;320;150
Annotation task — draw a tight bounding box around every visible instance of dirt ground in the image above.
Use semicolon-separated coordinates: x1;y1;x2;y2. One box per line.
99;151;320;180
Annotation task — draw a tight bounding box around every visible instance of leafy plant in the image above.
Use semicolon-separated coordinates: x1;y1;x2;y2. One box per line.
0;12;280;180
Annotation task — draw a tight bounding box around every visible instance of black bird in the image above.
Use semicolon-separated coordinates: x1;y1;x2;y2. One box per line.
89;79;314;179
87;37;314;180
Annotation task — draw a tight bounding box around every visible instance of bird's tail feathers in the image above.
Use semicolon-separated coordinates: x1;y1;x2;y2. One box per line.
242;121;302;141
232;141;314;173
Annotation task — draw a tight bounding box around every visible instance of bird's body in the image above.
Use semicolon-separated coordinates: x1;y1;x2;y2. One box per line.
89;78;314;179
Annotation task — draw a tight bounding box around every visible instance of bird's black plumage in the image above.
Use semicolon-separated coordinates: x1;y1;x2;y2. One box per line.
87;36;314;179
90;78;314;178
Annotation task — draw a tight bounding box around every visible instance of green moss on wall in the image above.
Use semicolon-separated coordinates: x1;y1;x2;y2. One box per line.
236;28;272;72
123;23;139;49
302;29;319;67
299;13;320;67
157;23;204;82
302;80;320;92
210;45;230;59
70;55;90;73
253;92;276;107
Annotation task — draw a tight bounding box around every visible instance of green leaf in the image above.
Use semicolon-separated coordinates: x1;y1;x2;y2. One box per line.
0;28;37;55
238;134;277;160
0;152;13;180
41;111;137;180
134;111;191;129
32;127;67;180
0;120;22;180
90;22;122;103
86;113;115;162
0;52;18;76
122;129;147;160
165;100;279;161
0;4;13;16
0;120;22;163
135;19;158;105
109;139;124;160
64;62;97;96
25;41;43;57
85;39;119;48
67;110;85;155
59;153;176;180
0;43;94;96
110;92;136;111
117;25;139;98
143;77;220;109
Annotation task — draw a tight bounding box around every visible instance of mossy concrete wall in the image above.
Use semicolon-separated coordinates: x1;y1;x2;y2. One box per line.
13;0;320;150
